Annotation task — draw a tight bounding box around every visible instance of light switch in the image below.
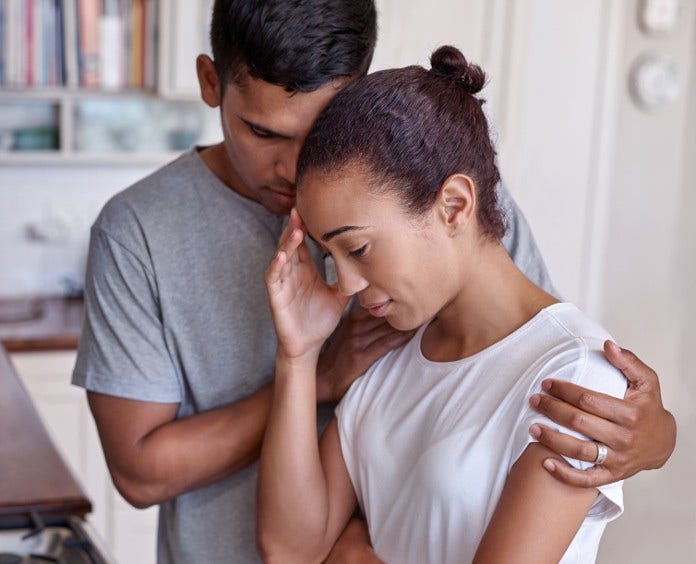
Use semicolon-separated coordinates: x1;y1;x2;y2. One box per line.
629;56;681;110
639;0;680;34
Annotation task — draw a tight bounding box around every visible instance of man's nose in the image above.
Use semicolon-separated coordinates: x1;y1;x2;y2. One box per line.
274;143;300;185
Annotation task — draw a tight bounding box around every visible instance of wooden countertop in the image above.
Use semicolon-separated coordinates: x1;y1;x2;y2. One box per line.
0;345;91;527
0;296;83;352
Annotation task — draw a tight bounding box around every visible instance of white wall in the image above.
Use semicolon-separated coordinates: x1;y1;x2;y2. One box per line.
373;1;696;562
594;2;696;561
0;164;161;295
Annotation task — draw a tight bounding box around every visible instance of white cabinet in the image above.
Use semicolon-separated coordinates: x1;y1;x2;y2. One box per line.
10;350;157;564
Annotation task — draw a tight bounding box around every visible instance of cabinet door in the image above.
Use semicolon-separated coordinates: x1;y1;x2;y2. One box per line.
10;351;157;564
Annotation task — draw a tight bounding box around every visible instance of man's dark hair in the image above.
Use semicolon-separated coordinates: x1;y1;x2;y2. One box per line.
210;0;378;92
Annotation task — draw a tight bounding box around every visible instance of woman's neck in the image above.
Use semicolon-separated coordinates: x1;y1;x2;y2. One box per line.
421;241;558;362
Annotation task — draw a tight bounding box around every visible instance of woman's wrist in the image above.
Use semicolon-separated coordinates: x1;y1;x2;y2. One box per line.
275;348;321;372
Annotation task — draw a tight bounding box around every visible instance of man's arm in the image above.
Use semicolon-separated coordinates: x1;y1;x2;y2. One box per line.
497;178;557;296
88;309;410;509
87;385;272;508
498;178;676;483
529;340;676;486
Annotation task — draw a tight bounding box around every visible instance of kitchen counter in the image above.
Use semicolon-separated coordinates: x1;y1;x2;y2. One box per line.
0;296;83;352
0;345;91;527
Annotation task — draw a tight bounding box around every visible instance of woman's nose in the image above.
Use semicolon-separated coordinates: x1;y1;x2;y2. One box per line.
335;262;369;296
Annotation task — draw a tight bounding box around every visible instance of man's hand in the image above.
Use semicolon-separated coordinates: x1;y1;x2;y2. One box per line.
324;518;383;564
316;308;414;403
529;340;676;487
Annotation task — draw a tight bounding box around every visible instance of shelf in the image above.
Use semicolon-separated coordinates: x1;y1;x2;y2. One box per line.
0;150;182;166
0;0;214;166
0;88;164;101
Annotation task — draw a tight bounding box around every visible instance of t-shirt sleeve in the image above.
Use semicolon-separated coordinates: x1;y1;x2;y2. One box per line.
497;177;558;297
510;342;627;522
72;224;182;403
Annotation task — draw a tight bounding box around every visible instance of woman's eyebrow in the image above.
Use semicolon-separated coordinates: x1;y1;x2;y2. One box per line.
321;225;368;242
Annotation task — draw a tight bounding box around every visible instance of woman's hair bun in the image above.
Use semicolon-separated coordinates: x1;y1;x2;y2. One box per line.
430;45;485;95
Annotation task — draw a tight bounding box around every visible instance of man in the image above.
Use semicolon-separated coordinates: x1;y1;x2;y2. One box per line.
72;1;676;563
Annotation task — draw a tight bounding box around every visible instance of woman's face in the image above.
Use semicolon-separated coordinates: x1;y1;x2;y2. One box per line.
297;168;458;331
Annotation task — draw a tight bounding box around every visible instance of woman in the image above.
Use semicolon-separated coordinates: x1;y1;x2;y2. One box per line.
257;46;625;563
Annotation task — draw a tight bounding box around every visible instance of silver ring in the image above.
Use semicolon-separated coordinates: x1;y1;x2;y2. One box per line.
594;442;608;465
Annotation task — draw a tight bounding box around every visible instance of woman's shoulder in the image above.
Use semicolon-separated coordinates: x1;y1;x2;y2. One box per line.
536;303;627;398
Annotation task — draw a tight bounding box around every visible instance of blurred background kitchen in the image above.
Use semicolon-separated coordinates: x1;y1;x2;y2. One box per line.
0;0;693;562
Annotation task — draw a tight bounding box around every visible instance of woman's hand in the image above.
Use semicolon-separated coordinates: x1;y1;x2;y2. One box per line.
266;209;351;360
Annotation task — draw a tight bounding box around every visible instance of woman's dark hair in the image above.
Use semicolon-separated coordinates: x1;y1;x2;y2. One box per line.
210;0;377;92
297;45;506;240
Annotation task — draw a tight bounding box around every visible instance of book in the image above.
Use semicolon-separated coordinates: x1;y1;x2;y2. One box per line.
53;0;65;85
77;0;101;87
0;0;5;84
0;0;163;91
62;0;79;88
99;0;124;89
143;0;156;91
129;0;144;88
7;0;25;86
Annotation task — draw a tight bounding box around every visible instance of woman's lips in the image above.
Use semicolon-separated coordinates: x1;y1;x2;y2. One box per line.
363;300;392;317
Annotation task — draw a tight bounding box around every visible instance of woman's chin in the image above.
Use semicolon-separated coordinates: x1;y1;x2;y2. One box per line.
387;314;424;333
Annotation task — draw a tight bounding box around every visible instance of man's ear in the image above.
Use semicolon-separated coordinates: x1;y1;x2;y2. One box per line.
197;54;222;108
438;174;476;235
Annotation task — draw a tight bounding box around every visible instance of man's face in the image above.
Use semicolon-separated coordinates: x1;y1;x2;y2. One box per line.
202;62;347;215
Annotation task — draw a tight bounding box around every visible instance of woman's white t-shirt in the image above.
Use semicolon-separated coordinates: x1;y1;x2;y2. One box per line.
336;303;626;564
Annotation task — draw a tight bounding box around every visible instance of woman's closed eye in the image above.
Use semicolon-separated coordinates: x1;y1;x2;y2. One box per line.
322;245;367;260
348;244;368;258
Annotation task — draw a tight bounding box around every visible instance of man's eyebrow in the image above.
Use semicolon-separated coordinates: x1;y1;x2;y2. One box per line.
321;226;368;242
239;117;292;139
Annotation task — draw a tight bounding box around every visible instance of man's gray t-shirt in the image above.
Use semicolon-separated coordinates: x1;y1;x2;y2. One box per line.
72;149;553;563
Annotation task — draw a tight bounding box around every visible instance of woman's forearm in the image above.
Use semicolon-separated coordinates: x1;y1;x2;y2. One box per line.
258;351;334;562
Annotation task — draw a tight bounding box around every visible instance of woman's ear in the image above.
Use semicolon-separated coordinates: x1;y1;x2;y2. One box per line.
197;54;222;108
438;174;476;235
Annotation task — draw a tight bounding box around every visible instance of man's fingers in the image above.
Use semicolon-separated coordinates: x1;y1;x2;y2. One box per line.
541;457;616;489
339;310;404;341
536;379;630;425
603;340;659;392
530;391;632;443
529;423;605;464
357;334;411;372
363;329;414;359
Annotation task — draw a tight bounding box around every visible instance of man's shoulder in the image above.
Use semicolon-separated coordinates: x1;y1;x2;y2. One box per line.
96;150;201;233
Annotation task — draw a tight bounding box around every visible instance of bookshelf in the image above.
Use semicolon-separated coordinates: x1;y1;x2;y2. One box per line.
0;0;217;165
